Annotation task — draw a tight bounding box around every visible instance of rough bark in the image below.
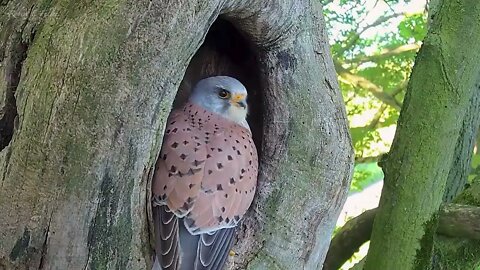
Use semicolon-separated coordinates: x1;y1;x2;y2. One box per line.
436;204;480;240
429;76;480;270
363;1;480;269
0;1;352;270
442;76;480;203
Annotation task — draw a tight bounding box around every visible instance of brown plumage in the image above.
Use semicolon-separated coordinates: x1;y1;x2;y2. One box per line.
153;102;258;232
152;76;258;270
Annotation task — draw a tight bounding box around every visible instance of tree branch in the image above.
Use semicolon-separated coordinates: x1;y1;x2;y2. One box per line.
323;204;480;270
337;12;404;55
345;43;421;65
355;154;384;164
391;80;408;97
364;1;480;267
335;61;402;110
367;104;387;129
437;204;480;240
323;209;377;270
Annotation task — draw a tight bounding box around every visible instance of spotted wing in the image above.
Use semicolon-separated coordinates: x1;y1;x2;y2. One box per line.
152;108;207;216
184;121;258;234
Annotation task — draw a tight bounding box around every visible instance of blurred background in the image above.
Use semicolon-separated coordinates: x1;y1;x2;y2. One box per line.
323;0;480;268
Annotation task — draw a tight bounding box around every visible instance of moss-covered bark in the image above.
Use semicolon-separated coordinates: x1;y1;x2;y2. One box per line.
433;183;480;269
442;76;480;203
430;75;480;270
0;1;352;269
364;0;480;269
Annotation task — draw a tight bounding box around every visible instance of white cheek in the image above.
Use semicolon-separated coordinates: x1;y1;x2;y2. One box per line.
227;106;248;123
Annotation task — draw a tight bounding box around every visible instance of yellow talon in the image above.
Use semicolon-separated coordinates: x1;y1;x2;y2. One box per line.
229;250;236;256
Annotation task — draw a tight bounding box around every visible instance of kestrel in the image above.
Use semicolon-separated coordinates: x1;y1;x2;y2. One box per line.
152;76;258;270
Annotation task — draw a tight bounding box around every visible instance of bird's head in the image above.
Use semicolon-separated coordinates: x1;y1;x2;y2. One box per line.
189;76;249;124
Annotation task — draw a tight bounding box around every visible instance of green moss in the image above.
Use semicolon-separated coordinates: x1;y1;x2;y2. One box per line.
434;237;480;269
3;1;137;268
454;182;480;206
247;250;285;270
38;0;54;11
87;172;134;269
62;134;93;193
414;214;438;270
433;181;480;269
17;0;130;192
8;228;30;261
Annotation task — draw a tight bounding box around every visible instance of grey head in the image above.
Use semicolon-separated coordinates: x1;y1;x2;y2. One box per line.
189;76;249;124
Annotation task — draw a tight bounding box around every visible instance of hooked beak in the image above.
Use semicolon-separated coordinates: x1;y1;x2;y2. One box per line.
230;94;247;109
236;100;247;108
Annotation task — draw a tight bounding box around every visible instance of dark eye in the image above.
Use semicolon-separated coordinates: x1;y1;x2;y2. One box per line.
218;89;230;99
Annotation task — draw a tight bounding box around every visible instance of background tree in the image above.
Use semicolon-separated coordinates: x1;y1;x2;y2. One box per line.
0;1;353;269
363;0;480;269
322;0;480;269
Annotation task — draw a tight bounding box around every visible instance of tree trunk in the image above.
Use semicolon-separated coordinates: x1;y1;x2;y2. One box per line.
441;66;480;202
323;78;480;269
364;0;480;269
429;75;480;270
0;1;352;270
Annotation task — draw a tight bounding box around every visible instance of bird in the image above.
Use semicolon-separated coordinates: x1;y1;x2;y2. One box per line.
152;76;258;270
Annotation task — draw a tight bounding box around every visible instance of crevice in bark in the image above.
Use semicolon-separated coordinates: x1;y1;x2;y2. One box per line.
37;215;52;270
0;4;36;151
0;35;28;151
176;18;263;151
8;227;31;261
172;17;264;269
145;165;156;267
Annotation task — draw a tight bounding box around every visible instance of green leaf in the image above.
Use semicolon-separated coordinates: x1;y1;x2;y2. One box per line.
325;0;426;164
350;163;384;193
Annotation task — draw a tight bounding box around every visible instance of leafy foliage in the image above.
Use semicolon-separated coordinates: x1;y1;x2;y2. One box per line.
323;0;427;190
350;163;383;193
470;152;480;182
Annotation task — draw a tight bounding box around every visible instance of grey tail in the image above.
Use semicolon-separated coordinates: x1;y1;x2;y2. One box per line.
178;219;235;270
153;205;180;270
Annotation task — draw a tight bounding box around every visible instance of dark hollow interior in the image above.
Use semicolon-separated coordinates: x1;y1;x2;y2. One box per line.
174;18;264;151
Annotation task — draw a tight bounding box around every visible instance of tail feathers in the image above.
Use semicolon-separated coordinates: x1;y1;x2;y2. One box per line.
152;256;161;270
179;219;235;270
198;227;235;270
153;205;236;270
153;205;180;270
